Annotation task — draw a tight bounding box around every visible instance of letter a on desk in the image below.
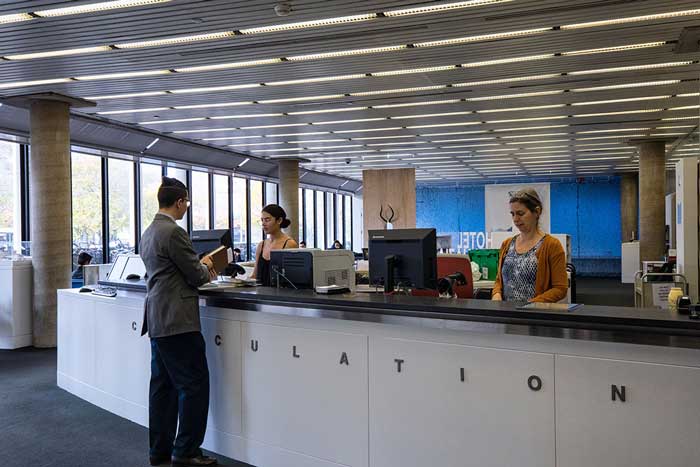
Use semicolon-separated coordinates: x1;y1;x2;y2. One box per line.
340;352;349;365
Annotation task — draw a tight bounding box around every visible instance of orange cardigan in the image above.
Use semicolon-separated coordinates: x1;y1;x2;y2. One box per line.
491;234;568;303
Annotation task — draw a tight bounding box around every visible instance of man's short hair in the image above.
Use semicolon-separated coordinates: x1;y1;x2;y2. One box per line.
77;251;92;265
157;176;188;208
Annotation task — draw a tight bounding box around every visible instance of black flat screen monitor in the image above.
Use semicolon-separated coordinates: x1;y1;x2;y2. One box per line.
368;228;437;292
191;229;232;258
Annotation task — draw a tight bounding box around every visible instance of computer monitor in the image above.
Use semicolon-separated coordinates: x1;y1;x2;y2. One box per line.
191;229;232;257
368;228;437;293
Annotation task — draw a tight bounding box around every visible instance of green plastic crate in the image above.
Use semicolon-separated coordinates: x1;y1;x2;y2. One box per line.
469;249;500;281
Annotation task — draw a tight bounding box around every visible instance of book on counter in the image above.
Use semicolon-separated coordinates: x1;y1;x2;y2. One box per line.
516;302;582;312
206;246;231;274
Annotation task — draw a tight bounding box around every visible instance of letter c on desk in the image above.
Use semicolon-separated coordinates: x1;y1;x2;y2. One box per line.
214;335;222;346
250;339;259;352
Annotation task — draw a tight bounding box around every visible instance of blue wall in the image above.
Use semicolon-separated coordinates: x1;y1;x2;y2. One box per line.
416;177;621;276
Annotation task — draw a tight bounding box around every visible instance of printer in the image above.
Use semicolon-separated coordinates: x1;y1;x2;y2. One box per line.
269;249;356;292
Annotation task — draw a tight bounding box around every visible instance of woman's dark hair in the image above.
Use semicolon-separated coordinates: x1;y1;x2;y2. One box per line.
77;251;92;265
158;176;188;208
508;188;543;215
262;204;291;229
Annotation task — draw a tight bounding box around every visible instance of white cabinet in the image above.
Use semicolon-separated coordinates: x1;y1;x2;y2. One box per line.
94;302;150;407
370;337;555;467
201;317;242;436
0;259;32;349
242;322;368;467
556;355;700;467
57;293;96;385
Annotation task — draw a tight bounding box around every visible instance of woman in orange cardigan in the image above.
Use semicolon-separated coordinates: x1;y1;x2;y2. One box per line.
492;188;568;303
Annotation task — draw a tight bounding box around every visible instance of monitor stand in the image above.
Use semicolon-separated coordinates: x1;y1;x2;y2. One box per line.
384;254;398;294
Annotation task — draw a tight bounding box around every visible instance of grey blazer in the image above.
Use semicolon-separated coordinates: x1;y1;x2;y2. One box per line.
140;213;210;338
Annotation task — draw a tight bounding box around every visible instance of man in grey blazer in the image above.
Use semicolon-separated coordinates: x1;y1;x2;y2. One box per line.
140;176;218;467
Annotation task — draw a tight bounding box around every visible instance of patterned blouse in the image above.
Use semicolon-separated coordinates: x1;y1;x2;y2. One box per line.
501;236;545;302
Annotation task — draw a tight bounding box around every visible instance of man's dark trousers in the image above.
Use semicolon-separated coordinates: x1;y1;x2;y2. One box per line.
149;331;210;459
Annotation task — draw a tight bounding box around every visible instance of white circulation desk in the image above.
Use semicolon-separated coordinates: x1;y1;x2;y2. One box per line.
57;286;700;467
0;258;32;349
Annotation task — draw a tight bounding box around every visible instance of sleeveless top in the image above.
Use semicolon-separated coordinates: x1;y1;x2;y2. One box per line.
256;238;291;287
501;235;545;302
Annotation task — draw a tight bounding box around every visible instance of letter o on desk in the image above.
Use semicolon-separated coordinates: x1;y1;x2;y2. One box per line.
528;375;543;391
215;335;222;346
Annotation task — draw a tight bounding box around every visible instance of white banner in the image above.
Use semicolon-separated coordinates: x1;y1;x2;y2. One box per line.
485;183;551;233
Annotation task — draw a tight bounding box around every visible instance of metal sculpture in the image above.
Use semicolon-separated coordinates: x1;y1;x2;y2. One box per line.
380;204;395;230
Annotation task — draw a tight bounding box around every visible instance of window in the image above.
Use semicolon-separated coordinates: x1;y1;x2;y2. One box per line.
250;180;264;259
140;162;162;233
298;187;304;241
71;152;103;266
336;194;343;246
166;166;188;231
232;177;247;261
213;174;229;230
305;189;315;247
345;195;353;249
265;182;278;205
191;171;210;231
0;141;20;254
316;191;325;250
108;158;135;261
325;192;335;248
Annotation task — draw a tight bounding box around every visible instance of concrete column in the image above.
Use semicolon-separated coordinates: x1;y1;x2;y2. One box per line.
620;173;638;242
637;141;666;263
29;100;72;348
278;159;301;242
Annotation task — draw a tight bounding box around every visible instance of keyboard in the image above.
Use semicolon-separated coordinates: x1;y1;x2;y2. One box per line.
92;285;117;297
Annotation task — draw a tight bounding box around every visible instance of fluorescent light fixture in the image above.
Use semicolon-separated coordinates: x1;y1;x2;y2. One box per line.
571;80;681;93
75;69;171;80
288;107;367;115
351;85;446;97
407;122;482;129
174;127;238;134
469;90;563;101
169;83;261;94
561;42;667;56
677;93;700;98
99;107;170;115
313;118;386;125
117;31;235;50
568;62;694;75
145;138;160;150
240;123;308;130
0;78;73;89
228;142;284;147
351;135;416;141
662;116;699;121
413;27;551;48
506;139;570;145
461;54;554;68
477;104;565;113
393;111;472;119
140;117;206;124
491;125;569;132
0;13;33;24
287;139;347;144
6;46;112;60
266;74;366;86
334;127;403;134
576;128;651;134
421;130;489;137
85;91;167;100
560;9;700;30
266;131;330;137
174;58;282;73
373;99;462;109
441;144;502;148
574;109;661;117
577;156;631;161
383;0;513;16
259;94;346;104
202;136;263;141
287;45;407;61
238;13;377;35
486;116;567;124
668;105;700;111
366;141;431;146
452;74;560;89
431;138;496;143
174;102;254;110
34;0;171;17
237;158;250;167
572;95;671;106
502;133;569;138
210;113;283;120
372;65;457;77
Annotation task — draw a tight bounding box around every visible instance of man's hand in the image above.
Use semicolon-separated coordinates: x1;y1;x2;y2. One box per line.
492;293;503;301
201;256;217;281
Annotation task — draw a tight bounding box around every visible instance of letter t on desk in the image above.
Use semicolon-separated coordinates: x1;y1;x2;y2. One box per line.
395;359;404;373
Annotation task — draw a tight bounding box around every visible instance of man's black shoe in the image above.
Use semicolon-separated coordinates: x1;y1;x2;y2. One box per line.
171;455;218;466
149;455;171;466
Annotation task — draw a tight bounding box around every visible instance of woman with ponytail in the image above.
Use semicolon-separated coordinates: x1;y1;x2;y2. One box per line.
251;204;298;286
